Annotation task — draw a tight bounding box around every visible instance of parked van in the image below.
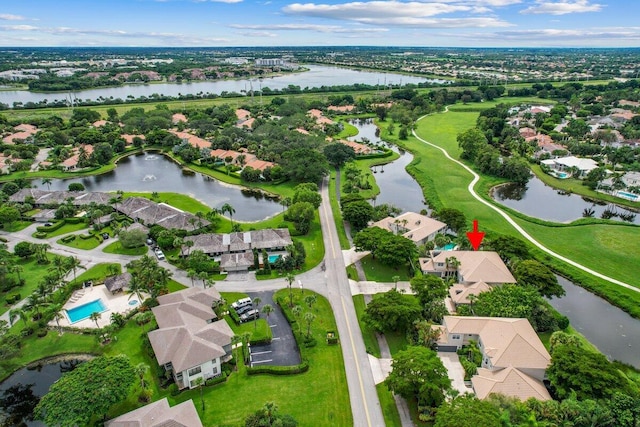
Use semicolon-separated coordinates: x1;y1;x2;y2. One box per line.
239;309;259;323
231;297;252;310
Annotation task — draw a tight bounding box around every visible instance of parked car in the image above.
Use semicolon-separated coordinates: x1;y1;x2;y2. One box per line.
231;297;252;310
235;304;255;316
102;233;110;239
154;248;165;260
239;309;259;323
146;238;154;246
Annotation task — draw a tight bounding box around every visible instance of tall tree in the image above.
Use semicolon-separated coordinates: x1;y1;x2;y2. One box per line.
34;355;135;427
514;259;565;298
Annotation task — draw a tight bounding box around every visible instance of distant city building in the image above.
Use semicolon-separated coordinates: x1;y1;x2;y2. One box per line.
255;58;284;66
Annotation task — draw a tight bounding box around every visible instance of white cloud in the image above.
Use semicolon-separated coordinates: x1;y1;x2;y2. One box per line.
282;1;513;27
230;23;389;33
0;25;39;31
0;14;25;21
520;0;603;15
454;27;640;42
238;31;278;37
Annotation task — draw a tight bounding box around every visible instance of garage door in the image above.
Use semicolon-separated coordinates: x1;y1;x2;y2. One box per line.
437;345;458;352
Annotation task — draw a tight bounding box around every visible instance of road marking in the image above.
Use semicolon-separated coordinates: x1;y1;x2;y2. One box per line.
341;296;372;427
321;179;337;259
272;337;281;341
269;324;277;328
252;359;273;364
251;350;272;355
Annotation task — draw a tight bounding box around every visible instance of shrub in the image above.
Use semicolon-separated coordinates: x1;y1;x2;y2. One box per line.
227;310;241;325
61;235;76;243
303;336;317;348
37;329;48;338
36;221;64;232
64;217;85;224
246;361;309;376
205;372;227;386
168;384;180;396
21;327;34;337
34;232;48;239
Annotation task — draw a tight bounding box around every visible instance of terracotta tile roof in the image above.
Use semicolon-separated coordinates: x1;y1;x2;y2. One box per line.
372;212;447;244
340;139;373;155
235;109;251;120
2;123;38;144
449;281;491;305
421;251;516;285
170;130;211;149
172;113;188;124
245;158;274;171
328;105;355;112
92;120;108;127
121;134;145;144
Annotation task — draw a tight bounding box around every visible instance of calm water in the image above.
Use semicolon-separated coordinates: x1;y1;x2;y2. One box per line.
348;119;426;213
0;359;84;426
45;153;282;222
548;276;640;368
1;65;442;106
493;175;640;225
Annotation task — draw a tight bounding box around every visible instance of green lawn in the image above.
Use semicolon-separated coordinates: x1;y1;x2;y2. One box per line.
103;241;149;256
329;170;351;249
352;295;381;357
2;221;33;232
57;234;102;250
405;107;640;314
33;221;89;239
377;383;402;427
360;253;411;282
228;317;272;344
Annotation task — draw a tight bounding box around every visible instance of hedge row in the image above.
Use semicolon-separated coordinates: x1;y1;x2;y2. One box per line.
60;235;76;243
205;372;228;386
246;360;309;376
5;293;21;304
36;221;64;232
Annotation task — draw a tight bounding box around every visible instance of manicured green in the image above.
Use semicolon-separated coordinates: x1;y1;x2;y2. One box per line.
360;253;411;282
166;279;188;293
228;318;272;344
33;222;89;238
2;220;33;232
102;241;149;256
329;170;351;249
295;211;326;271
57;234;101;250
353;295;381;357
71;262;121;286
376;383;402;427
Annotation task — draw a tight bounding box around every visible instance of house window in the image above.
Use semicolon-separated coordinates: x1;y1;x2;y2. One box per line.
188;366;202;377
451;334;461;340
212;366;218;375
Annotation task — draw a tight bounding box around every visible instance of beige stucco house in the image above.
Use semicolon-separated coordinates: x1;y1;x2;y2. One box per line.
371;212;447;246
434;316;552;401
106;398;203;427
148;287;233;390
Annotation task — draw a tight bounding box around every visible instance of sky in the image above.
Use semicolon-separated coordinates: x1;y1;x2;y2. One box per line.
0;0;638;48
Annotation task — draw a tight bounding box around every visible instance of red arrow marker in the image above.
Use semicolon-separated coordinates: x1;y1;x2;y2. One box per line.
466;219;485;251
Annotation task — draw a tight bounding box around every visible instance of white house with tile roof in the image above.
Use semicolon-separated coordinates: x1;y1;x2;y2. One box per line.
106;398;203;427
419;250;516;285
371;212;447;246
148;287;233;390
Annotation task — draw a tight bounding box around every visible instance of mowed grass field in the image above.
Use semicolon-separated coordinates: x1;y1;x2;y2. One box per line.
405;105;640;294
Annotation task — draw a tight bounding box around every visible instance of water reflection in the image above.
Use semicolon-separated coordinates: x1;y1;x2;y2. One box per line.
549;276;640;368
45;153;282;222
493;175;639;224
348;119;426;213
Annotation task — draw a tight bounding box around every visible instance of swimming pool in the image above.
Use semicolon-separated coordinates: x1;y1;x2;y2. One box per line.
557;172;568;179
443;243;457;250
66;299;107;323
268;254;281;263
618;191;639;201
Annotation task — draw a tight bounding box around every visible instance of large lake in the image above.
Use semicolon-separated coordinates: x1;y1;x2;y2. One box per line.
45;153;282;222
1;65;443;106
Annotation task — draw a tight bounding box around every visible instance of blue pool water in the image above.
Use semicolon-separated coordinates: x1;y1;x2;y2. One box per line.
443;243;457;250
66;299;107;323
618;191;639;201
128;300;139;306
268;255;281;263
557;172;568;179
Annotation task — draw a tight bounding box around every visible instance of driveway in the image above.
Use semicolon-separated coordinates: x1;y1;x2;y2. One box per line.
437;351;472;395
248;291;301;367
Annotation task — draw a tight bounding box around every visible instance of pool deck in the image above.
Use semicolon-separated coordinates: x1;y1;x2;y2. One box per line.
54;285;143;329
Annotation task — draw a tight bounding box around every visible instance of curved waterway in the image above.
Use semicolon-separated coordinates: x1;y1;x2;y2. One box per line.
0;359;85;427
44;153;282;222
548;276;640;368
0;65;444;107
348;119;426;213
493;175;640;225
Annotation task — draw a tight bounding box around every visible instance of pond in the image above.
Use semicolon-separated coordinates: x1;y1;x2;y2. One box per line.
0;359;85;426
44;153;282;222
0;65;445;107
348;119;427;213
548;276;640;368
492;175;640;225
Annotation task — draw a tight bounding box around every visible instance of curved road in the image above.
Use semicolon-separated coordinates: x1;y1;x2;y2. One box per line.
413;115;639;293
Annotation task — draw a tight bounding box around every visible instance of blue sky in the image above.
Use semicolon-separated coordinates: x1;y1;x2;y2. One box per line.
0;0;638;47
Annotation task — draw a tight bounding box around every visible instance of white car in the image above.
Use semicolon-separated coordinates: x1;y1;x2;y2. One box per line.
154;248;165;260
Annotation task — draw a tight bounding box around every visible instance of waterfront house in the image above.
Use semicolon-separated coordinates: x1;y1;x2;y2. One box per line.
371;212;447;246
419;250;516;285
106;398;203;427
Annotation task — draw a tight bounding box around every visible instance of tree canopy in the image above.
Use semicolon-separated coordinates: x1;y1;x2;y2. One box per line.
434;394;502;427
353;227;416;267
323;142;356;168
514;259;564;298
363;289;422;332
34;355;135;427
342;200;374;231
281;148;329;183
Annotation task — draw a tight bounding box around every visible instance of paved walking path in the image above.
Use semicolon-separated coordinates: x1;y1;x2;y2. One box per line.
413;116;640;293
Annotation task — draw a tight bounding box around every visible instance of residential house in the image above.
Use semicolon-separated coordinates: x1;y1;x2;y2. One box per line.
106;398;203;427
148;287;233;390
372;212;447;246
170;130;211;149
61;144;94;171
308;109;334;126
2;123;38;144
540;155;599;178
434;316;551;401
117;196;210;231
9;189;113;207
210;148;274;172
185;229;292;271
419;250;516;285
340;139;374;155
172;113;188;124
328;105;355;113
448;281;491;307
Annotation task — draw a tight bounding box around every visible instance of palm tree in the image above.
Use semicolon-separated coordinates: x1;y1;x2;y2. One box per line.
41;178;52;191
292;305;303;333
65;256;83;285
109;196;121;213
220;203;236;228
90;311;101;328
285;273;295;307
174;236;185;257
231;335;242;365
198;271;209;288
127;275;146;302
8;308;28;327
252;297;262;330
107;264;120;277
11;265;23;284
49;256;67;283
392;275;400;290
135;363;149;390
304;312;316;338
262;304;274;326
194;376;205;411
304;294;317;311
53;308;65;335
187;269;197;287
241;331;252;364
